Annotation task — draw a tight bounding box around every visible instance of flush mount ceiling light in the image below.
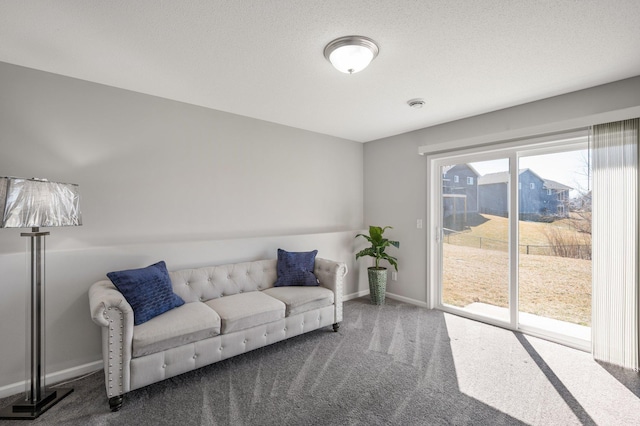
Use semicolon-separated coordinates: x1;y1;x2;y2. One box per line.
324;35;379;74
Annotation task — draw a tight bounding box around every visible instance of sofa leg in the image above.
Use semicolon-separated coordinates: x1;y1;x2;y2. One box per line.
332;323;340;332
109;395;124;412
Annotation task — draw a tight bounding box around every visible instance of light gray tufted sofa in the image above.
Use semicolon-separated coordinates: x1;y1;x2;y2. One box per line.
89;257;347;411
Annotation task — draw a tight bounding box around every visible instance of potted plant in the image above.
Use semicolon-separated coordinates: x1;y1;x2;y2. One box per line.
355;226;399;305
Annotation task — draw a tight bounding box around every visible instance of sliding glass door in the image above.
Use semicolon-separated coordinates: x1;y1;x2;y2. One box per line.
517;150;591;342
441;158;510;322
430;133;591;349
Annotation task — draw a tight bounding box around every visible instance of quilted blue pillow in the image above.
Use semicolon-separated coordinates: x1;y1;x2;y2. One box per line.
274;249;319;287
107;261;184;325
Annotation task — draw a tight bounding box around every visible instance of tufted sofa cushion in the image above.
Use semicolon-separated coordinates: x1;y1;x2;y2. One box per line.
205;291;285;334
132;302;221;358
262;286;334;316
170;260;278;304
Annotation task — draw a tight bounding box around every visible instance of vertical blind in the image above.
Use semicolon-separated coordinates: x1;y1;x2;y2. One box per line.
592;118;640;370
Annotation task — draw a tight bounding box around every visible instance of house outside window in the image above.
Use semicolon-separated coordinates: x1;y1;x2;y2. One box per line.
454;175;459;183
547;189;553;195
467;176;474;185
530;183;535;189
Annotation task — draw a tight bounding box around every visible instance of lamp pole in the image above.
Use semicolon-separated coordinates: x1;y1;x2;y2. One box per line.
24;227;49;404
0;177;80;419
0;228;73;419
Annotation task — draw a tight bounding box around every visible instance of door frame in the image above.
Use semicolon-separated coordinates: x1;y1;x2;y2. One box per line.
426;130;591;351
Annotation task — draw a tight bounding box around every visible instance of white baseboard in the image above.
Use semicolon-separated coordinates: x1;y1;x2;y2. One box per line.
343;290;428;309
385;292;429;308
343;289;369;301
0;360;103;399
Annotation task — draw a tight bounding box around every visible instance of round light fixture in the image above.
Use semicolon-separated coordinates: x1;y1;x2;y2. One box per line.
407;98;426;109
324;36;379;74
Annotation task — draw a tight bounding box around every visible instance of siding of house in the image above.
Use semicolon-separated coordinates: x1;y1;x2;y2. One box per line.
519;170;548;215
478;169;571;219
520;170;571;218
443;164;479;218
478;181;509;217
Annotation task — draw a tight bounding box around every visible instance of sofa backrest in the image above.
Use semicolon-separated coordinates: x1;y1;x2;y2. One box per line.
169;259;278;303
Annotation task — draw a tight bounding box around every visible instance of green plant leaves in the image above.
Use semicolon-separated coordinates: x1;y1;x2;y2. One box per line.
355;225;400;271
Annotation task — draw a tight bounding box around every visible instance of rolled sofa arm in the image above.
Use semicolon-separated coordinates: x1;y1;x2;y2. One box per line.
88;280;134;397
314;258;348;324
90;280;134;326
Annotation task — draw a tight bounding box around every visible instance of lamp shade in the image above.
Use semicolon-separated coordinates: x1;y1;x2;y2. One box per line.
0;177;82;228
324;36;379;74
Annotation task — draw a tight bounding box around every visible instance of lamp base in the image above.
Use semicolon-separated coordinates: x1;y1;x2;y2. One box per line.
0;387;73;420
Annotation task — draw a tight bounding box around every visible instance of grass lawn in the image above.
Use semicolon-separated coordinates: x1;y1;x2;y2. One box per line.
442;215;592;326
445;214;591;255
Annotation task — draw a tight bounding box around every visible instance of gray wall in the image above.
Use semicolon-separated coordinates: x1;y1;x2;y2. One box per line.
0;62;365;393
363;132;428;303
364;76;640;307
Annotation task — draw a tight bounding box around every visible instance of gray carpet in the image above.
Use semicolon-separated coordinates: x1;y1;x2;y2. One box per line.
2;298;640;425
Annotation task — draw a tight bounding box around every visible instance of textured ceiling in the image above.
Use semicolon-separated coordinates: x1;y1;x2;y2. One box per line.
1;1;639;142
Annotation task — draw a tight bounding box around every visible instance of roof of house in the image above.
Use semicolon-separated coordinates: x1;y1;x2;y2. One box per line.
443;163;480;177
477;171;510;185
477;168;573;190
542;179;573;191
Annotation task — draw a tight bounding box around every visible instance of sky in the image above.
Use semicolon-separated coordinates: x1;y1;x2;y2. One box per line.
469;149;590;197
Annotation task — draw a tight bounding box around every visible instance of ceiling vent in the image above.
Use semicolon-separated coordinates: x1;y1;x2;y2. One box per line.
407;98;426;109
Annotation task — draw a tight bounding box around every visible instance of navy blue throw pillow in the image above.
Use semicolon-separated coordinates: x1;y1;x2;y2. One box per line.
274;249;319;287
107;261;184;325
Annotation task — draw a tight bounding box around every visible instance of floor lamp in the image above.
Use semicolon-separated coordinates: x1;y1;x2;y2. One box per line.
0;177;82;420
